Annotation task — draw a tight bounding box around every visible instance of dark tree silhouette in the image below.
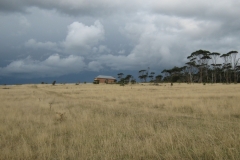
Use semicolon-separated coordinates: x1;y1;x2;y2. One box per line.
138;68;149;82
130;76;136;84
117;73;124;82
116;49;239;84
157;49;239;84
162;66;183;83
124;75;132;84
52;81;56;85
149;72;155;82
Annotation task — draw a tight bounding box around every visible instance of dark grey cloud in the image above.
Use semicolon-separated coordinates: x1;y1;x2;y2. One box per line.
0;1;27;13
0;0;140;16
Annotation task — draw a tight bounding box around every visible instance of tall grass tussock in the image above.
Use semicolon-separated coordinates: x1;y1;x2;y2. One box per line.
0;83;240;159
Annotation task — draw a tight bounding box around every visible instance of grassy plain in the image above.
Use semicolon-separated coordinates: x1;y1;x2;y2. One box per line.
0;83;240;159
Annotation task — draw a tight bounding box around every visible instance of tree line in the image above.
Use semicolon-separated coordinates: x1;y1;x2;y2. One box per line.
118;50;240;84
117;67;162;84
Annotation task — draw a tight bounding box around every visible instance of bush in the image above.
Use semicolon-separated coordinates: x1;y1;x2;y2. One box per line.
131;80;136;84
52;81;56;85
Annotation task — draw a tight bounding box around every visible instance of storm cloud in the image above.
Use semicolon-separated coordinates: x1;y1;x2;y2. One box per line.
0;0;240;82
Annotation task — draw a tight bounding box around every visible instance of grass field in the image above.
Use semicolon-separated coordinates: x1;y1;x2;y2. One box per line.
0;83;240;159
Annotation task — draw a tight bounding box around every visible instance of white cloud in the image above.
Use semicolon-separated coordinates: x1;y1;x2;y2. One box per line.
63;20;105;54
25;39;59;51
24;20;106;55
0;54;86;78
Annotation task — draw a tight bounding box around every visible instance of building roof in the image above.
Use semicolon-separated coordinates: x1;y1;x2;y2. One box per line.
95;75;116;79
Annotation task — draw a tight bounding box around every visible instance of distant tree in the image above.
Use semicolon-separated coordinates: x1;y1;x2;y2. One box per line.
131;78;136;84
209;52;220;83
227;51;239;83
171;66;184;82
138;70;145;82
161;69;171;82
124;75;132;84
149;72;155;82
215;64;223;83
117;73;124;83
52;81;56;85
186;56;197;83
155;75;163;83
236;66;240;82
220;53;231;83
187;56;199;83
181;66;189;83
162;66;189;83
138;67;149;82
117;73;124;79
201;54;211;83
162;49;239;84
190;50;211;83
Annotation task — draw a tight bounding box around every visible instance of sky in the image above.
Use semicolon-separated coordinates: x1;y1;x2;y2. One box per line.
0;0;240;84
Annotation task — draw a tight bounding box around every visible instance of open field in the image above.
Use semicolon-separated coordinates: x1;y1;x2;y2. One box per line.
0;83;240;159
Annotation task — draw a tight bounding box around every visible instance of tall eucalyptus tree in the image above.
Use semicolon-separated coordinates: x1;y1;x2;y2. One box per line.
209;52;220;83
138;67;149;82
117;73;124;82
149;72;155;82
124;75;132;84
227;51;239;83
220;54;231;83
201;54;211;83
186;56;197;83
155;75;163;83
190;50;210;83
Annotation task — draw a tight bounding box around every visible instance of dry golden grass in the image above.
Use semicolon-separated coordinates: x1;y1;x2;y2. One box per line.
0;83;240;159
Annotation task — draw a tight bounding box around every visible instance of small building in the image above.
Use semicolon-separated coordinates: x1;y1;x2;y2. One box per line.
94;75;117;84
